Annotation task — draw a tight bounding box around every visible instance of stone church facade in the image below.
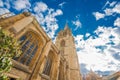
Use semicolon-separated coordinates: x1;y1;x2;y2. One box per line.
0;12;82;80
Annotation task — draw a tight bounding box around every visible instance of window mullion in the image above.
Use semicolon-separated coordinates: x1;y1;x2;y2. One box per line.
20;33;30;46
23;35;35;65
18;35;32;63
24;39;37;65
47;59;52;75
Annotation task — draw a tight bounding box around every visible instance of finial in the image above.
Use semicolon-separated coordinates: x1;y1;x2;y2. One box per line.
64;21;69;30
22;11;31;16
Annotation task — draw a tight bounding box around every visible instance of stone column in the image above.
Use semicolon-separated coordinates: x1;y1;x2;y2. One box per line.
29;40;52;80
51;53;60;80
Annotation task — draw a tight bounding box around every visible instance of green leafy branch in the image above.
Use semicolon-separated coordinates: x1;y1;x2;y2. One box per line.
0;27;22;79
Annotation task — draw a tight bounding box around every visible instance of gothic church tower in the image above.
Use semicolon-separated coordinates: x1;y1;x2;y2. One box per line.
55;23;82;80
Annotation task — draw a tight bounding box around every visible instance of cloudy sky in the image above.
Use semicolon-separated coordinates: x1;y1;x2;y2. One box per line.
0;0;120;76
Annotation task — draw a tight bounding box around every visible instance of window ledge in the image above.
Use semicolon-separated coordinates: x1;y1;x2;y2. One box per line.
39;73;50;80
12;59;32;74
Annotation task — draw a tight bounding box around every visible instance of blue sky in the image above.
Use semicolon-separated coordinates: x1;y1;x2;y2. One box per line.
0;0;120;76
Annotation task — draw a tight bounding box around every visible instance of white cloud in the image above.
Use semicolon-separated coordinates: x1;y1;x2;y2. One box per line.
12;0;31;11
102;1;116;9
93;1;120;20
112;3;120;14
33;2;48;13
52;9;63;16
72;19;82;30
114;17;120;27
104;8;114;16
85;33;90;37
0;0;3;7
109;1;117;7
102;1;110;9
93;12;105;20
104;3;120;16
0;8;10;15
0;0;15;17
58;2;66;8
3;0;11;9
32;2;63;39
47;24;58;38
75;26;120;72
44;9;63;38
72;14;82;30
76;15;80;18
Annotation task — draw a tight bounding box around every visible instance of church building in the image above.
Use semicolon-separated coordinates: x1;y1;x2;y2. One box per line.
0;12;82;80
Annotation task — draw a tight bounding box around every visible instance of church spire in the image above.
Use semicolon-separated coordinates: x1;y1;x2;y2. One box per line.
63;22;72;36
64;22;69;30
55;21;82;80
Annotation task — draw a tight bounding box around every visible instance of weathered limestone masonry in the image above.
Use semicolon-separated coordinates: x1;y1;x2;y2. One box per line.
0;12;82;80
55;24;82;80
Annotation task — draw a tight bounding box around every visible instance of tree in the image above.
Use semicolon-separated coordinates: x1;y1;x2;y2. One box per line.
0;27;22;80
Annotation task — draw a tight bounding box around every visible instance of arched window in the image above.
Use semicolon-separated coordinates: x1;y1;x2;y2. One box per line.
43;51;54;76
15;31;41;66
61;40;65;47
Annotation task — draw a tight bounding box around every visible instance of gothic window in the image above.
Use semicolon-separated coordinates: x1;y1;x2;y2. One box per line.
43;51;54;76
61;40;65;47
14;31;40;66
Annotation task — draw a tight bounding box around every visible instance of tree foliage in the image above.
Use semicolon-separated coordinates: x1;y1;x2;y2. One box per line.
0;27;22;79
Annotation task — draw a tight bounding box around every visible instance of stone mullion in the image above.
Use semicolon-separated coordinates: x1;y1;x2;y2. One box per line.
29;40;52;80
49;54;54;76
24;34;35;65
20;33;30;46
17;35;30;62
18;34;32;63
51;53;60;80
47;58;52;76
43;57;49;75
24;37;37;65
27;37;41;70
25;44;36;65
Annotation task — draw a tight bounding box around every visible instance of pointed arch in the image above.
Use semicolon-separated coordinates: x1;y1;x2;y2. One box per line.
14;30;43;67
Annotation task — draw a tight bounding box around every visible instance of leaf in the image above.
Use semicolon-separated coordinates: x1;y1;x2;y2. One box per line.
0;27;22;79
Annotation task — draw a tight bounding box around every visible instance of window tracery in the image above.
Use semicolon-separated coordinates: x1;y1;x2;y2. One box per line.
14;31;41;66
